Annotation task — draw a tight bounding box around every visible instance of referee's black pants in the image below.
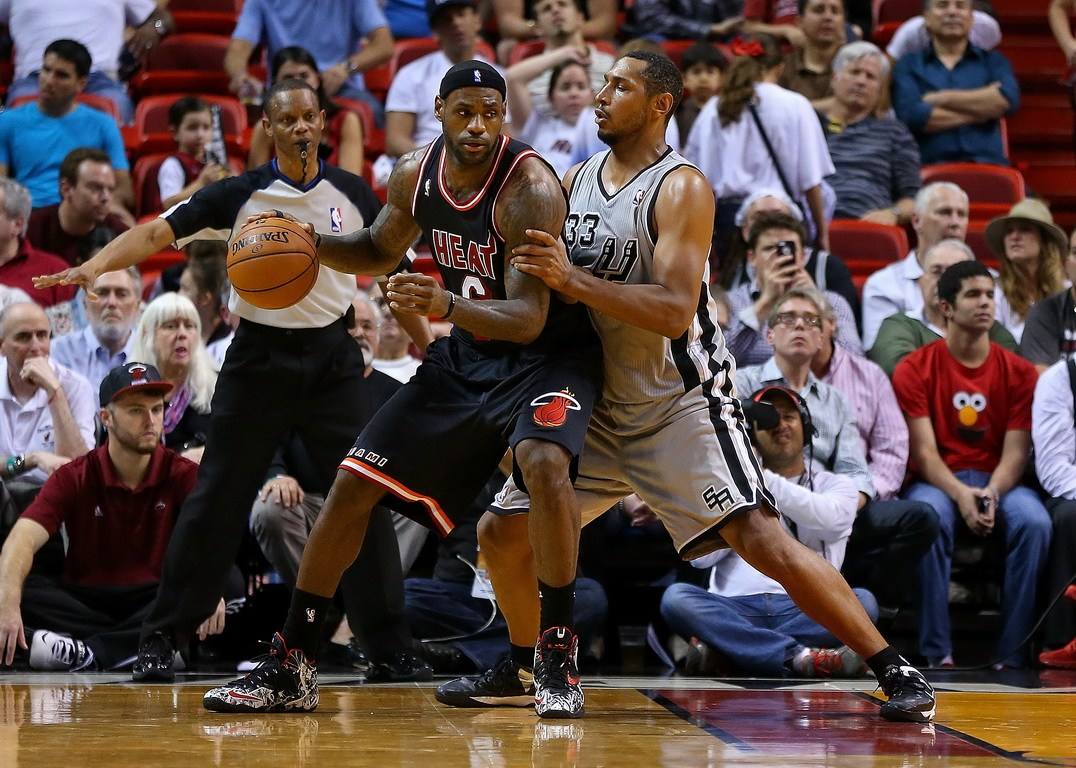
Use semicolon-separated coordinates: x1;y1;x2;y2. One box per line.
140;313;409;653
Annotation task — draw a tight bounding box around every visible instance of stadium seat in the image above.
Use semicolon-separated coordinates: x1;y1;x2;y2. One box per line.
828;220;909;292
335;97;384;156
133;152;245;217
1022;163;1076;207
171;10;239;36
365;38;497;103
965;219;1000;269
1008;106;1075;149
135;94;247;137
998;41;1067;89
9;92;122;123
874;0;921;24
871;20;900;48
659;40;695;69
920;163;1026;217
144;33;231;71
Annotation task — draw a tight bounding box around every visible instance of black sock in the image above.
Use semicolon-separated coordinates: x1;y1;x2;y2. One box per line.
282;588;333;660
538;579;575;632
866;645;906;679
511;643;535;670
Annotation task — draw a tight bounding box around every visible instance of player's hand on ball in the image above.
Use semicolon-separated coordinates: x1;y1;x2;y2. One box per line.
242;210;316;241
32;263;101;296
511;229;573;291
386;272;451;317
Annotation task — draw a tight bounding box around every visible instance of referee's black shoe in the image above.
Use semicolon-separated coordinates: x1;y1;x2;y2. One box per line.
878;662;936;722
132;632;175;682
435;654;535;708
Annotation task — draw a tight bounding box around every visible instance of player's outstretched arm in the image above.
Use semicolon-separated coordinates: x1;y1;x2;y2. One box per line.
32;218;178;296
513;166;713;339
386;156;562;344
316;150;424;277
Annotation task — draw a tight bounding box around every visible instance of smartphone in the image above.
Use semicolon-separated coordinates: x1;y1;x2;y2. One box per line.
977;496;992;513
774;240;796;265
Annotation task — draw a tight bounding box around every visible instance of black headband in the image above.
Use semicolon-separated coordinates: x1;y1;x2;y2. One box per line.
439;60;506;101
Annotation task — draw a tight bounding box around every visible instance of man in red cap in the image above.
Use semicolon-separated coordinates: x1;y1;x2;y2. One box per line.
0;361;204;671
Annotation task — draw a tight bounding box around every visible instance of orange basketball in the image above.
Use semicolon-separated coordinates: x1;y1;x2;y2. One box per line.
227;216;319;310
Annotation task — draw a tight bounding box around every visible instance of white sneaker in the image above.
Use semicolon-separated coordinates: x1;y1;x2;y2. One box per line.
29;630;95;671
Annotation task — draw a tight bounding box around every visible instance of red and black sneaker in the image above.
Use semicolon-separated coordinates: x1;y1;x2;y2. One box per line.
202;633;318;713
533;626;584;719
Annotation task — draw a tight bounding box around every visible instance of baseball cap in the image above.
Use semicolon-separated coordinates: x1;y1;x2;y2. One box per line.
426;0;477;24
99;362;174;407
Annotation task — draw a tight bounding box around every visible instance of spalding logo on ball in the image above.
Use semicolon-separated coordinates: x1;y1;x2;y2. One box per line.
227;216;319;310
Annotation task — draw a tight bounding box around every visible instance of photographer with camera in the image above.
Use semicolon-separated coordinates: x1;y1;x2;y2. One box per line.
893;260;1049;669
661;384;878;678
726;211;861;368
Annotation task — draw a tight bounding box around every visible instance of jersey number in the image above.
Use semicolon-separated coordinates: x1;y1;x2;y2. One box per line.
461;276;490;301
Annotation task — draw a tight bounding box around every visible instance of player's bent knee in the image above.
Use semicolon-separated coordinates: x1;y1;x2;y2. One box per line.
478;510;531;559
325;468;388;513
514;439;572;488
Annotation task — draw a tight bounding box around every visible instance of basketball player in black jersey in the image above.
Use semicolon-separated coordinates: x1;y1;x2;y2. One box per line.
200;61;602;718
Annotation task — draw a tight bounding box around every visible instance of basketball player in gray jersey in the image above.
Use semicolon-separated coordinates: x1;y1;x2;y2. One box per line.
436;51;937;724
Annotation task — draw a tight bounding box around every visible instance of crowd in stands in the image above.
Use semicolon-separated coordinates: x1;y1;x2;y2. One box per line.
0;0;1075;680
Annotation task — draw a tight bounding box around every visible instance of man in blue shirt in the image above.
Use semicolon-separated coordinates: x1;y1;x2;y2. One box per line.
0;40;131;212
223;0;393;121
892;0;1019;166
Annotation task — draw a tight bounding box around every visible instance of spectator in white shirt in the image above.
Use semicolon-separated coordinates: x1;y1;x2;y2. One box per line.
1030;360;1076;669
508;56;593;179
661;385;877;677
886;9;1001;60
685;34;834;261
372;297;422;383
0;302;94;487
861;181;969;349
50;267;140;392
382;0;496;164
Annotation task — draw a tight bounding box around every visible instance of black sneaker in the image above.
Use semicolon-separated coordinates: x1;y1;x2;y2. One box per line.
202;633;319;713
435;654;535;708
132;632;175;682
534;626;584;719
879;662;936;723
365;650;434;683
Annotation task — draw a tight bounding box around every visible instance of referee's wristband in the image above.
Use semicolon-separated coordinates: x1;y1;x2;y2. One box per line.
438;292;457;320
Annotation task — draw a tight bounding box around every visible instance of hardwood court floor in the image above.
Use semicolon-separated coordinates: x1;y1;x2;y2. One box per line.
0;673;1073;767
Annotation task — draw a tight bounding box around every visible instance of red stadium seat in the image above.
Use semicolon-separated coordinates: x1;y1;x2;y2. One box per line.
144;33;231;71
828;221;910;293
998;42;1068;89
659;40;695;69
135;94;247;137
1008;106;1075;149
334;97;384;156
9;92;122;123
1022;163;1076;207
871;20;900;48
874;0;921;24
171;10;239;36
365;38;496;103
965;219;1000;270
133;152;245;217
920;163;1026;216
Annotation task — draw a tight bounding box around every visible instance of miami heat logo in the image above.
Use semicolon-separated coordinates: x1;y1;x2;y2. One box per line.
530;389;581;428
128;364;148;381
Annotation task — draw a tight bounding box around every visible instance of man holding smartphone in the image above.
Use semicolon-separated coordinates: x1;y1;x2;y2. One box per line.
892;260;1050;669
725;212;862;367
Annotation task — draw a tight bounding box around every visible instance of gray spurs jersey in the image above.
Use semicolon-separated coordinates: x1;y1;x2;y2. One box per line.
566;147;733;405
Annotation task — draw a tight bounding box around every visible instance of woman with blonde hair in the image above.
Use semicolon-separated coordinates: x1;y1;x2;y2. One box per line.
685;34;834;268
130;292;218;461
985;198;1068;343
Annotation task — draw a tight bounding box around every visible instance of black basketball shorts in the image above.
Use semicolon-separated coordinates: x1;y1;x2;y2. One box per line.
338;334;602;536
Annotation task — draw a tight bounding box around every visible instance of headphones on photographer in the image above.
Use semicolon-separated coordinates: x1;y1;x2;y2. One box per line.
746;385;816;439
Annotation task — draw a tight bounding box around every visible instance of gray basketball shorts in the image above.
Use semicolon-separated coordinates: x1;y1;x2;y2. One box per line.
490;389;778;560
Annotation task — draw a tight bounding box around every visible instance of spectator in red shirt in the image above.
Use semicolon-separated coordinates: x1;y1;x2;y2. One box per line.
0;362;202;671
24;148;131;268
0;178;74;309
893;260;1050;669
745;0;805;46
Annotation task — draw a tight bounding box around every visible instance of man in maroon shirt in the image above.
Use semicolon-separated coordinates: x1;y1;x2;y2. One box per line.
24;148;131;268
0;178;74;309
0;362;200;671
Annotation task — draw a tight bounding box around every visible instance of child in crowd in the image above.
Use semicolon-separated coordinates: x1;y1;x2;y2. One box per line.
156;96;231;211
677;41;728;147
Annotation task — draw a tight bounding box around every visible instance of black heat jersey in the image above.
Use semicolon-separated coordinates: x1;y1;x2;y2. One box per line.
410;134;593;351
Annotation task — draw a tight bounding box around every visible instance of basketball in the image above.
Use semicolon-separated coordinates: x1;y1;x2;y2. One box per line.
227;215;319;310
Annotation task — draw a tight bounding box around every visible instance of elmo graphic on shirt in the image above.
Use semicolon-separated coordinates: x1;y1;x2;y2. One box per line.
952;390;988;442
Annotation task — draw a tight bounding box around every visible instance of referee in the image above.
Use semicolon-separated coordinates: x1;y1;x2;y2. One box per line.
34;78;428;680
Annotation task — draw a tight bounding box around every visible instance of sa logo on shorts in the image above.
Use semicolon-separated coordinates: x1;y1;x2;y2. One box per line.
530;389;581;428
702;484;736;512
